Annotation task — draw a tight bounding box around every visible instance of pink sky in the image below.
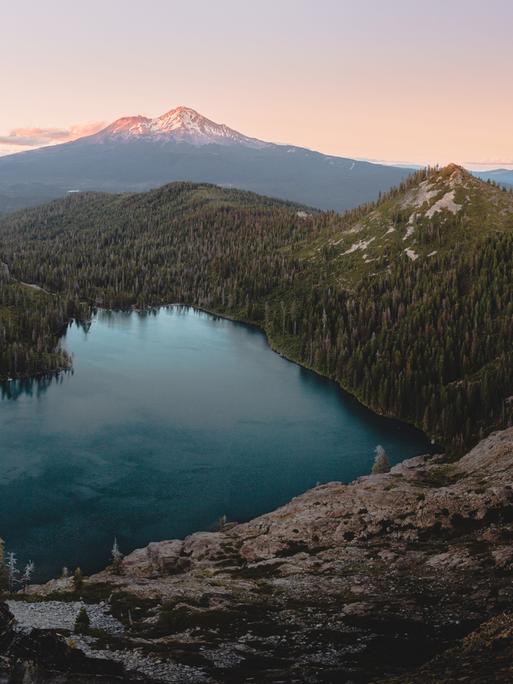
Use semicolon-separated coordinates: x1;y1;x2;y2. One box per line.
2;0;513;168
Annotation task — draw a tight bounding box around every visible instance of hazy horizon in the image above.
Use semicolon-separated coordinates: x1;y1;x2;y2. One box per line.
1;106;512;172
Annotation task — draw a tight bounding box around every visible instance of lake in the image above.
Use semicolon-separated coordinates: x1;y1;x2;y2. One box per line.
0;307;432;580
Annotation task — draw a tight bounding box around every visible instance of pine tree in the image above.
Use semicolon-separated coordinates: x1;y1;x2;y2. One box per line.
72;567;84;594
74;606;90;634
111;538;123;575
6;552;18;593
20;561;35;591
372;445;391;474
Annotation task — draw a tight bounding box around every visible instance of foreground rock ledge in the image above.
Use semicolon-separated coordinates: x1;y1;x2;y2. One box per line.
3;428;513;683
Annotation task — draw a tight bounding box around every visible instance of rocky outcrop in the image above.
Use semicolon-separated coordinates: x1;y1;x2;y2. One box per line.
6;428;513;682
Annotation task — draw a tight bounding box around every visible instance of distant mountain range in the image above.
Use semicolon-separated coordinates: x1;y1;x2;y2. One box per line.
474;168;513;187
0;106;414;214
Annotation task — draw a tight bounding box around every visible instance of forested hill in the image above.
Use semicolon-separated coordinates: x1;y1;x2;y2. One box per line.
0;168;512;452
0;185;319;378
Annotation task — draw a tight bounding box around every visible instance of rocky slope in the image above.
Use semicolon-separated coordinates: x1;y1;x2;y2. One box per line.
307;163;513;286
2;428;513;682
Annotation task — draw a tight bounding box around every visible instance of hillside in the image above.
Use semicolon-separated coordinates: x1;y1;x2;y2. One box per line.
283;165;513;451
0;107;412;214
306;164;513;283
3;428;513;682
0;268;86;380
0;167;512;451
0;184;315;381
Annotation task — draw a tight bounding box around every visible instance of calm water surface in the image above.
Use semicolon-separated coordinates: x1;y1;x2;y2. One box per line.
0;307;431;579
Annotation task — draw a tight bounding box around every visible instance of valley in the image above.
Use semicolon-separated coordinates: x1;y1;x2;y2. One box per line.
0;163;512;683
0;166;511;453
2;5;512;682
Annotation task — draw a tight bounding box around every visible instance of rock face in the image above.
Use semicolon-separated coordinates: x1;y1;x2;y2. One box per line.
4;428;513;682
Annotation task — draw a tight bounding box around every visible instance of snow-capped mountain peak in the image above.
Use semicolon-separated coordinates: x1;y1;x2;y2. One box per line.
99;115;152;137
94;107;270;148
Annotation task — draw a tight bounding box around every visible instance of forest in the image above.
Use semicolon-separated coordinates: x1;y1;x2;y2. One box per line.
0;274;86;380
0;171;511;452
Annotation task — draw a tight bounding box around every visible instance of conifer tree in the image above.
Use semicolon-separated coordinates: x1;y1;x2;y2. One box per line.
372;445;391;474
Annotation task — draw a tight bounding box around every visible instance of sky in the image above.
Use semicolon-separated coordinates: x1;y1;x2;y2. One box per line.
1;0;513;168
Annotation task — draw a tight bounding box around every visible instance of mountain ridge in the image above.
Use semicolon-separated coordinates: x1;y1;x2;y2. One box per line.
91;106;271;148
303;162;513;285
0;106;413;214
475;167;513;188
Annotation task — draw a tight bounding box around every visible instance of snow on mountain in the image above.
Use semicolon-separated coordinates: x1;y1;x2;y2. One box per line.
94;106;271;148
0;106;415;214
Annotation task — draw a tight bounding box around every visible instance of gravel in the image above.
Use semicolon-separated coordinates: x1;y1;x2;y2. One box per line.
7;600;211;682
7;600;124;635
79;642;215;683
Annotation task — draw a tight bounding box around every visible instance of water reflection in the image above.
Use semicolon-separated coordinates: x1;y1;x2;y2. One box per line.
0;306;432;581
1;372;70;402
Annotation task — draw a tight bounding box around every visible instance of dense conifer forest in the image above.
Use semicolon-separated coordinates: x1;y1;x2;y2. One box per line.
0;169;512;452
0;273;86;379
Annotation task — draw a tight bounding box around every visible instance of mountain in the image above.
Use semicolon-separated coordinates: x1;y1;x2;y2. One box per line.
474;167;513;188
1;165;512;451
93;106;270;147
0;106;412;214
288;164;513;449
310;162;513;283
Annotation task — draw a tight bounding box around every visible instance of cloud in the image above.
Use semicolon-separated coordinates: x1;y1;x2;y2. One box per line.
0;121;106;148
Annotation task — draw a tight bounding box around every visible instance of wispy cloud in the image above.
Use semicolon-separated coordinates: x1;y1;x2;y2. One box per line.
0;121;106;148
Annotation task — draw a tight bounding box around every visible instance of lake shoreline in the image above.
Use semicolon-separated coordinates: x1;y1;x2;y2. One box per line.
166;302;436;447
100;299;433;445
1;306;431;581
1;299;435;445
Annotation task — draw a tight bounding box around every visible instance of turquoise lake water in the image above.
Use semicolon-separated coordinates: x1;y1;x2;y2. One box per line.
0;307;432;580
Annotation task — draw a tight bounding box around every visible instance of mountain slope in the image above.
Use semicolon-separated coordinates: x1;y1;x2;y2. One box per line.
0;167;512;451
0;184;313;379
304;163;513;284
0;106;412;213
284;165;513;449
